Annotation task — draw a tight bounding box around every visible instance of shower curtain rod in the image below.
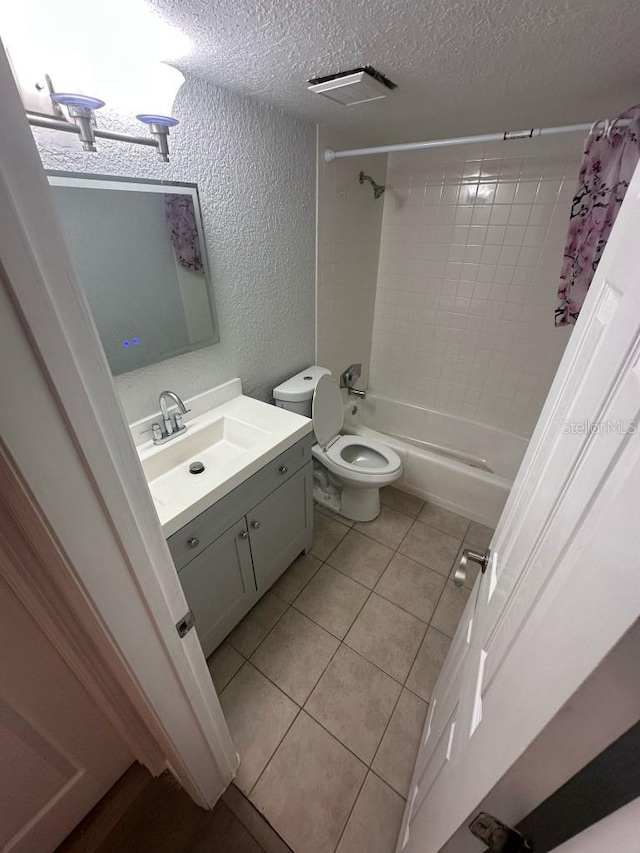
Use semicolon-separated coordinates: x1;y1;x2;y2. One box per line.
323;120;631;162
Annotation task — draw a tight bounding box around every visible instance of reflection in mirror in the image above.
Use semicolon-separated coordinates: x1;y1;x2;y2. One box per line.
48;173;219;375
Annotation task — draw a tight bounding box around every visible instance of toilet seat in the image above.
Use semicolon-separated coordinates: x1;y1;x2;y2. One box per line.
311;375;401;484
312;435;402;484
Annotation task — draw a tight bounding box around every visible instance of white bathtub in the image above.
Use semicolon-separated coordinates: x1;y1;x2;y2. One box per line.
342;394;528;527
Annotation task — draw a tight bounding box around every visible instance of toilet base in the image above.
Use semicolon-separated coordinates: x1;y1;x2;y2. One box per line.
340;484;380;522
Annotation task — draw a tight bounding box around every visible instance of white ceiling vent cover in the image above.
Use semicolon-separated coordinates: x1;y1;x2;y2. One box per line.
308;68;395;106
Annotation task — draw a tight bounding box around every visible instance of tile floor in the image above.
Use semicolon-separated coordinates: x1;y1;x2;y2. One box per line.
207;486;493;853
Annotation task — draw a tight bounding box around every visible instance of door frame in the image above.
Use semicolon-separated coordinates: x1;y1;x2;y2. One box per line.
0;41;237;807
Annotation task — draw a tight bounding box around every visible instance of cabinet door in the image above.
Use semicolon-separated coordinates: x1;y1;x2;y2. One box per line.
178;518;256;658
247;462;313;591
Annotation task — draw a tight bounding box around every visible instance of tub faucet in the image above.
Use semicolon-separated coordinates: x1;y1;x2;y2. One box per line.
153;390;189;445
340;363;367;399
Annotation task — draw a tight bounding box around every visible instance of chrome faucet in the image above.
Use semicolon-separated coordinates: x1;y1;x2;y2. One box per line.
152;390;189;445
340;363;367;400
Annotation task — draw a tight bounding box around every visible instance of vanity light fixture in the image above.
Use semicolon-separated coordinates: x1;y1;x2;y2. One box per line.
25;75;181;162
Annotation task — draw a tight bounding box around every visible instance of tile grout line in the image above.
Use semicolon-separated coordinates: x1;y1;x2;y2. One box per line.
224;495;484;852
247;705;303;800
331;766;369;853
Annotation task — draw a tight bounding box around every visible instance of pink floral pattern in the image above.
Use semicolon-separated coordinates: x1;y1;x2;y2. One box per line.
164;194;204;273
555;105;640;326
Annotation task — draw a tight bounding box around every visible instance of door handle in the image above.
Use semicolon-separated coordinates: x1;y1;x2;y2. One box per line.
251;520;261;529
454;548;491;587
469;812;532;852
187;536;200;549
239;530;249;540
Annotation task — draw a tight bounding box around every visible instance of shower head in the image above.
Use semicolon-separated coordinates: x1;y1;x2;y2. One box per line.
359;171;385;199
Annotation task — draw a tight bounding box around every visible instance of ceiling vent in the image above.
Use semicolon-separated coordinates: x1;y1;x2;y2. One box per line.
307;66;397;106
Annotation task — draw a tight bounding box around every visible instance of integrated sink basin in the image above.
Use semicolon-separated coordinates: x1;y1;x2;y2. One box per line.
141;416;269;483
135;387;312;536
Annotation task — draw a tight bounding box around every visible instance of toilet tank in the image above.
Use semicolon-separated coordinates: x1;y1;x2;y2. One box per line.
272;366;331;417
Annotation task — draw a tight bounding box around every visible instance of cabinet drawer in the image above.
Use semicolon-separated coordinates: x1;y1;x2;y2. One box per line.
168;432;313;570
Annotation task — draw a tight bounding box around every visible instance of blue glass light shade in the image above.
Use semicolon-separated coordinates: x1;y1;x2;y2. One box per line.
51;93;106;110
136;114;179;127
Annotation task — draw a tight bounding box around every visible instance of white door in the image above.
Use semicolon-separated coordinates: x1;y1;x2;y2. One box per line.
399;161;640;853
0;573;132;853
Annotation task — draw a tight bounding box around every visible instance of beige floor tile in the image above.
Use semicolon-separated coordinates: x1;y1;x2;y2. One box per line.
375;553;446;623
250;608;339;704
406;628;451;702
380;485;425;518
219;663;298;795
354;505;414;549
465;521;494;550
207;642;244;693
372;689;427;797
345;594;426;682
417;502;471;539
449;543;480;589
293;565;369;639
314;503;354;527
398;520;461;576
327;530;394;589
251;712;366;853
336;772;405;853
311;510;350;560
431;581;471;638
227;593;288;658
271;553;322;604
305;645;401;764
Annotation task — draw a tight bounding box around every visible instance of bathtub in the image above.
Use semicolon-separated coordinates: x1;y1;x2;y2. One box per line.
342;394;528;527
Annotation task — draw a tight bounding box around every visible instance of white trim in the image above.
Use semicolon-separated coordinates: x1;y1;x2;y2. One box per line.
0;41;236;807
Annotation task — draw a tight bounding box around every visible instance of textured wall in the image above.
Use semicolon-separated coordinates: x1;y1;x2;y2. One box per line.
369;133;582;436
36;76;316;422
316;127;386;386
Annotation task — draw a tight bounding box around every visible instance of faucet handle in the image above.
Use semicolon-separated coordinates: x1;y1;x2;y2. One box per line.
340;363;362;390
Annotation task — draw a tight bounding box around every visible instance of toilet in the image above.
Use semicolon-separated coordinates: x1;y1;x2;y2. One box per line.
273;366;402;521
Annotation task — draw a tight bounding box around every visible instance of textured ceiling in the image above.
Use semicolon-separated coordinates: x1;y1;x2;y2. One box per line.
151;0;640;146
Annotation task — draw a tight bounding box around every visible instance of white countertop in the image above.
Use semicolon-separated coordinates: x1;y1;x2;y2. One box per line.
136;393;312;537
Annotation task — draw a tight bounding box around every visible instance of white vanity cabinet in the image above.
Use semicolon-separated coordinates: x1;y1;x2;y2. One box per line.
167;435;314;657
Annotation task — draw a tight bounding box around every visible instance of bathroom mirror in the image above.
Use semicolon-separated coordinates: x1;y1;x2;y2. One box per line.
47;172;219;375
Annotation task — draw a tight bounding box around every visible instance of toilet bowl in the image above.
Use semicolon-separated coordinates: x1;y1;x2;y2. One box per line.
273;367;402;521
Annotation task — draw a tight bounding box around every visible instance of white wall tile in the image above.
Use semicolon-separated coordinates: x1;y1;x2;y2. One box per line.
368;133;584;436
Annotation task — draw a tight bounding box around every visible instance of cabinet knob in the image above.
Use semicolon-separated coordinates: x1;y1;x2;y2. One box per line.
250;520;261;529
278;465;288;474
239;530;249;540
187;536;200;549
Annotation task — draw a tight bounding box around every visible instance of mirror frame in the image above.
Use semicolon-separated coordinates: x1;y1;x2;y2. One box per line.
47;171;219;373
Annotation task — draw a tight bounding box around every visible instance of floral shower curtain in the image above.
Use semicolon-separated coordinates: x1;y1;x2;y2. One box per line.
164;194;204;273
555;105;640;326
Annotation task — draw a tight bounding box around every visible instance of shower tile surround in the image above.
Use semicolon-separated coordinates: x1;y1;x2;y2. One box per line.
369;133;583;435
212;490;492;853
316;128;387;386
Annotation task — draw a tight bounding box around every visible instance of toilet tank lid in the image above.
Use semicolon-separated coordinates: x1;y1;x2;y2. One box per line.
273;366;331;402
